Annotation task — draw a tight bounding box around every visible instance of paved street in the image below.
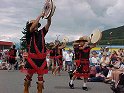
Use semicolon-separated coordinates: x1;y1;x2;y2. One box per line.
0;70;113;93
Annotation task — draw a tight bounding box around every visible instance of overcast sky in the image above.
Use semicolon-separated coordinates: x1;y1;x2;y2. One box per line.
0;0;124;43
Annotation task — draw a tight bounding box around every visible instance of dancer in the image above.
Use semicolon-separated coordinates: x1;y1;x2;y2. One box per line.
8;45;17;71
69;36;96;91
49;42;56;74
53;40;66;75
21;11;52;93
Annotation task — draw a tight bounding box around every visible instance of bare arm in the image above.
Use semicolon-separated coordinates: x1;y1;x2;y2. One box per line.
59;42;66;49
79;42;89;50
44;17;51;32
90;43;97;48
30;12;44;32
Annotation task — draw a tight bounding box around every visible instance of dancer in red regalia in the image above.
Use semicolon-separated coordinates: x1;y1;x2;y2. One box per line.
8;45;17;70
49;42;56;74
21;11;52;93
53;40;66;76
69;36;96;91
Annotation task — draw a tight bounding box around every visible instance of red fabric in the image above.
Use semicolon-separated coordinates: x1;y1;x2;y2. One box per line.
21;67;48;75
74;60;80;67
74;59;90;78
56;55;63;68
24;75;32;81
81;59;89;73
74;73;89;78
9;56;15;59
28;53;46;59
20;68;36;74
37;76;44;81
54;61;56;66
37;60;48;74
27;57;38;70
55;55;62;59
41;31;45;53
49;56;55;59
22;57;48;74
83;49;90;53
8;49;16;58
21;29;48;75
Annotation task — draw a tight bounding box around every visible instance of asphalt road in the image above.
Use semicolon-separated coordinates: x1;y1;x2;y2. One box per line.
0;70;113;93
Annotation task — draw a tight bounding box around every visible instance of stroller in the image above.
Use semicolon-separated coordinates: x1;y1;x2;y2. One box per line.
111;73;124;93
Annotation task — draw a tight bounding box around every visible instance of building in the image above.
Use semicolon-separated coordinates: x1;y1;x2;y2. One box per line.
0;41;13;51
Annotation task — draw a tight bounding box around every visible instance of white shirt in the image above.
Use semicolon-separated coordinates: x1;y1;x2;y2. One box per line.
91;57;100;64
65;52;73;62
62;50;67;60
100;57;110;65
107;70;112;78
120;64;124;69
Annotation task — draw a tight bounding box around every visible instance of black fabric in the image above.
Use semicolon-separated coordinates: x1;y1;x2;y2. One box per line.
9;58;16;65
55;45;59;56
76;63;90;73
79;46;90;59
29;27;47;53
25;27;47;69
101;67;109;77
50;48;56;57
9;49;17;57
76;64;84;73
8;48;17;64
25;58;47;69
74;47;79;60
89;76;105;82
118;73;124;85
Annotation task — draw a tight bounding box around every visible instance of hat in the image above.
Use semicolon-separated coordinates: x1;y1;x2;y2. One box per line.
68;48;72;52
30;20;41;28
105;46;109;49
101;63;106;67
108;64;113;68
73;40;79;46
116;56;122;60
92;51;98;55
49;42;54;46
76;36;90;42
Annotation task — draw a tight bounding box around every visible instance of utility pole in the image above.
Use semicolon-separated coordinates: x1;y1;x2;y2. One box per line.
109;32;112;52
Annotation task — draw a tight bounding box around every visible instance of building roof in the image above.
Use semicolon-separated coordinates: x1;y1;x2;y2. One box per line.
0;41;13;46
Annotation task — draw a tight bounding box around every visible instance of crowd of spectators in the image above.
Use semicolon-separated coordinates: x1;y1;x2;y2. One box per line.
88;47;124;93
0;49;24;70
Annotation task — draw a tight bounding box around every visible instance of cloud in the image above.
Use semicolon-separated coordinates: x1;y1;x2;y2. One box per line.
0;33;21;43
103;0;124;24
87;0;124;27
0;0;124;43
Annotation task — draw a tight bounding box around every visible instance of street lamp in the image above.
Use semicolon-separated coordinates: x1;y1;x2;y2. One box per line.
109;32;112;52
56;35;60;40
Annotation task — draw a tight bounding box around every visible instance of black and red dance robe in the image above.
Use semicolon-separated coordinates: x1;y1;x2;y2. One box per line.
74;46;91;78
55;46;63;69
8;48;17;65
21;27;48;75
49;47;56;66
